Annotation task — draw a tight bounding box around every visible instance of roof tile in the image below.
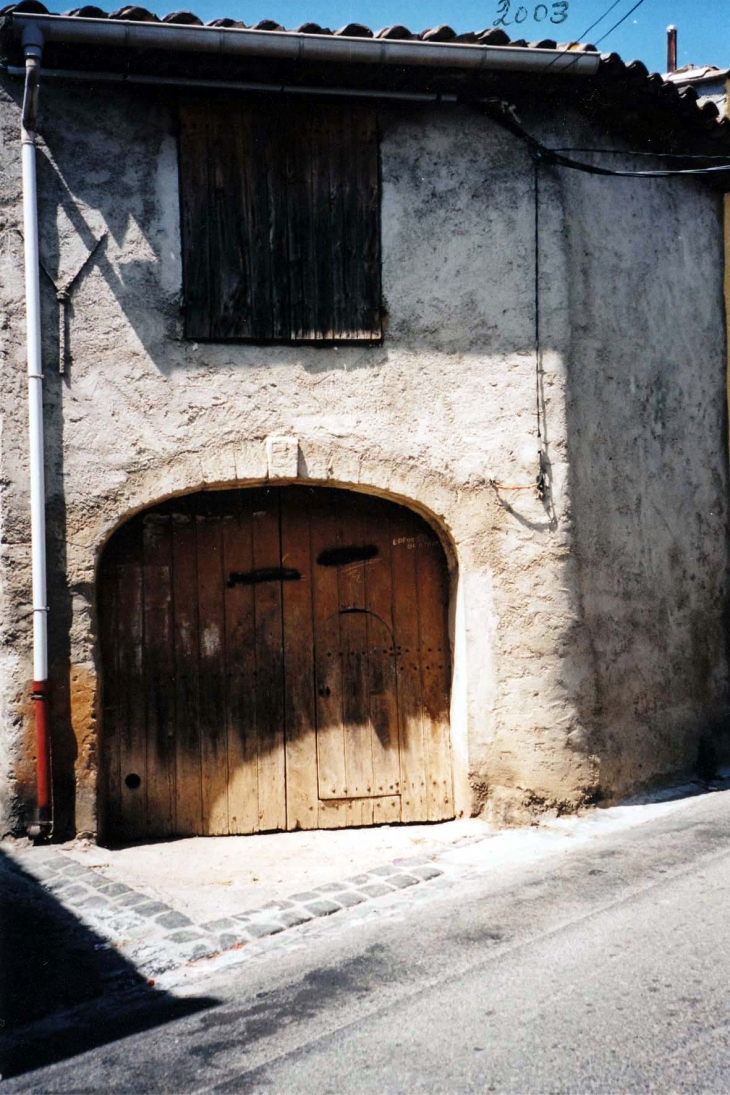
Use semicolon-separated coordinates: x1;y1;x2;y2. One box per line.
334;23;372;37
0;3;727;142
375;25;414;40
161;9;202;23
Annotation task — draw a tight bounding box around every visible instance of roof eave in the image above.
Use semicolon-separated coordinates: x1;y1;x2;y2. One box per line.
1;12;602;74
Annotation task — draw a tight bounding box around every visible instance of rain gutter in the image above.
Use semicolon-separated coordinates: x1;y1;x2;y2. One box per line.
2;14;601;76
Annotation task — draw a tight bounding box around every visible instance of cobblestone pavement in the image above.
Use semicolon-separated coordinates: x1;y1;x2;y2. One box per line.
4;782;718;1040
2;842;457;995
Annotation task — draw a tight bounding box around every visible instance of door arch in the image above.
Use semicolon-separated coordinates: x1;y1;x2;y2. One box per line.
99;486;454;842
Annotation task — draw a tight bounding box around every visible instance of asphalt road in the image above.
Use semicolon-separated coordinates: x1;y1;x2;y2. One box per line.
7;788;730;1093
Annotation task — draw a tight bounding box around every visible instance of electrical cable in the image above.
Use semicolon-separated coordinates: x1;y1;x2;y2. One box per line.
552;148;730;160
544;0;624;71
545;0;648;77
542;147;730;178
569;0;626;43
472;101;730;178
534;159;546;500
534;159;541;449
592;0;648;48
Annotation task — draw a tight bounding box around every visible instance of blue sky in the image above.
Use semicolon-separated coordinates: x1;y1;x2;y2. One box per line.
140;0;730;76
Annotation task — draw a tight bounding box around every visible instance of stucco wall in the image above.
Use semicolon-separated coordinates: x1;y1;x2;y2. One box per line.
0;78;727;838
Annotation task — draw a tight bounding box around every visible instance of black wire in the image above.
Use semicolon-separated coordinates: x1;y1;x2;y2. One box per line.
545;0;648;78
534;159;542;448
572;0;626;43
544;149;730;177
474;102;730;178
592;0;648;48
553;148;730;160
544;0;624;71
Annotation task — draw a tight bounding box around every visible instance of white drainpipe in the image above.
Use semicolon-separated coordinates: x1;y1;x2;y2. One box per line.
20;25;52;838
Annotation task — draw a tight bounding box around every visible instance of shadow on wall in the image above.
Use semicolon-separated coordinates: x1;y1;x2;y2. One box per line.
0;848;215;1079
29;88;550;374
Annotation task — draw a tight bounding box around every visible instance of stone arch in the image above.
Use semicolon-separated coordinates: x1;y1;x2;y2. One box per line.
60;436;494;838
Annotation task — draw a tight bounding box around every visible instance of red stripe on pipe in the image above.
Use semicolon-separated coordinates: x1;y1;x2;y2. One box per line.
32;680;51;822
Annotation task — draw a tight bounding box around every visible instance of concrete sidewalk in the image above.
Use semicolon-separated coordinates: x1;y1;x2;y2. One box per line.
57;817;489;919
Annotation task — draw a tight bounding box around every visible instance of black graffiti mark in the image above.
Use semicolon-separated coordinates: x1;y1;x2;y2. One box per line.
227;567;301;586
494;0;569;25
317;545;380;567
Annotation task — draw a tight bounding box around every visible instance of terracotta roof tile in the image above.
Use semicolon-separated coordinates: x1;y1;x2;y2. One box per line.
0;2;728;144
161;9;203;23
334;23;372;37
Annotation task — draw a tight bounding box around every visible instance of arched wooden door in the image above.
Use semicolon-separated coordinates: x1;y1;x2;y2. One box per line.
99;487;453;842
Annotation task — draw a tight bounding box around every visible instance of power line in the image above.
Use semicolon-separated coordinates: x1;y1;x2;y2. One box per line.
573;0;627;42
545;0;625;70
545;0;648;77
592;0;648;48
553;148;730;161
473;101;730;178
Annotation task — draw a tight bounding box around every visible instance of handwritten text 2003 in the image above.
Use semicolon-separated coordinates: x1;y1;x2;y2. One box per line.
494;1;569;26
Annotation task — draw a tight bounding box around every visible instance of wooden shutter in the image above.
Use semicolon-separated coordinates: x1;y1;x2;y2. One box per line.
179;96;381;343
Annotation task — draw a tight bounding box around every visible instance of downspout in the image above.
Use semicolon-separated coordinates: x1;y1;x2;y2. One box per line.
725;84;730;468
20;25;51;840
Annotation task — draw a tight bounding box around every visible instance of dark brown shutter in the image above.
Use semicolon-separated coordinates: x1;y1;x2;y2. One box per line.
179;96;382;342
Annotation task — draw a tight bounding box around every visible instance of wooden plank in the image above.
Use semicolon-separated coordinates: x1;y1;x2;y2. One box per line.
208;103;247;339
117;559;147;842
338;494;374;799
415;528;454;821
354;107;382;340
142;514;175;839
196;513;229;835
246;105;275;340
286;106;313;341
222;496;259;835
266;103;291;341
171;511;203;837
233;101;263;340
326;105;381;341
251;490;286;831
280;488;319;831
98;562;120;841
363;499;401;799
311;491;347;800
329;108;348;341
178;98;212;340
311;106;335;340
372;795;401;825
390;512;428;823
318;798;374;829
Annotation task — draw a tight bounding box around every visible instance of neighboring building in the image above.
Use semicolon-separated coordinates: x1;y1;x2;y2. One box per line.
0;8;729;843
665;64;729;118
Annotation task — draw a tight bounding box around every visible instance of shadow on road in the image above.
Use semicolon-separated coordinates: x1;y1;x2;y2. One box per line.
0;849;217;1080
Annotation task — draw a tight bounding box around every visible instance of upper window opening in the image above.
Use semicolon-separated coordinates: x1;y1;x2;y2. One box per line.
178;96;382;344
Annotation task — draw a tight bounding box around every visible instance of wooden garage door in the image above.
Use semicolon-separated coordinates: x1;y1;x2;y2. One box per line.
99;487;453;843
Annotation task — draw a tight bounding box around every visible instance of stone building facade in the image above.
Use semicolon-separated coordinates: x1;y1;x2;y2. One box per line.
0;9;729;840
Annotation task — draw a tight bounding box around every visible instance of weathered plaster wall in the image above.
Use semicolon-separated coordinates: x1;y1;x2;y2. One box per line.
0;80;727;837
556;136;730;795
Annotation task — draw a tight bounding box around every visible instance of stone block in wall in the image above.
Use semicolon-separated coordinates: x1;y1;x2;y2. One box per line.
266;435;299;480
